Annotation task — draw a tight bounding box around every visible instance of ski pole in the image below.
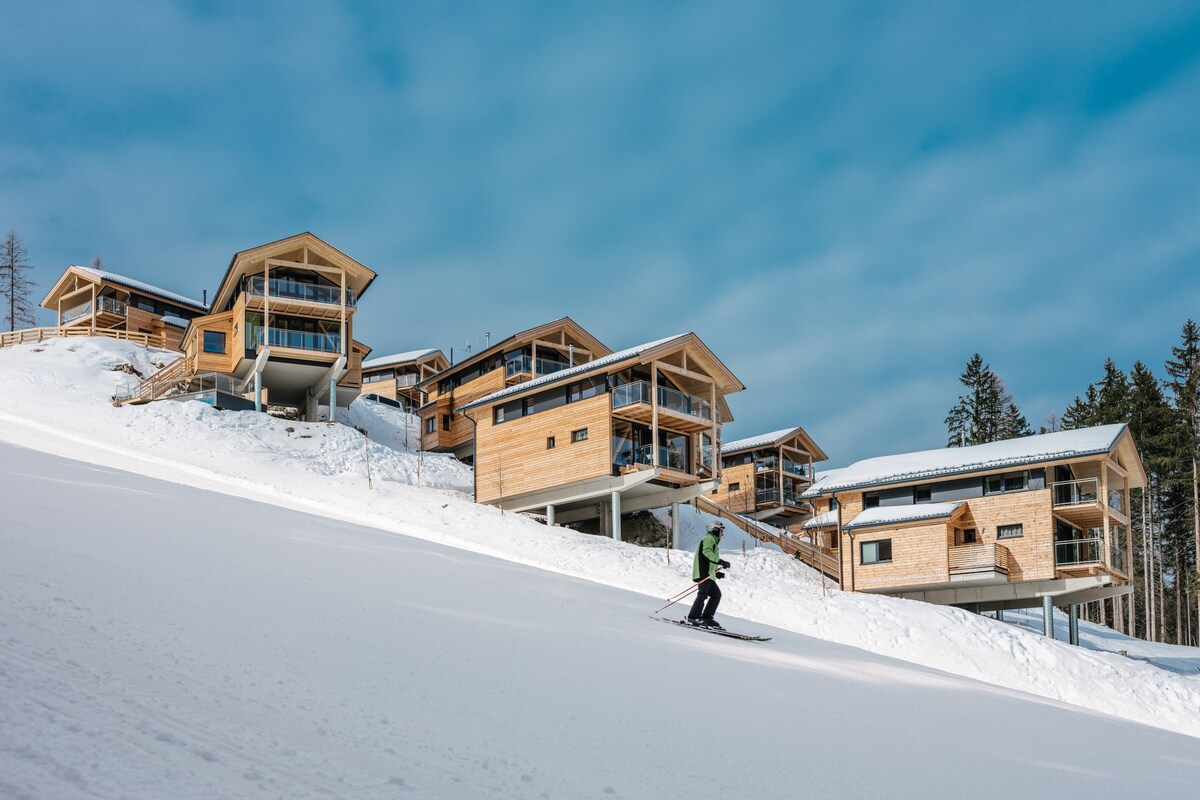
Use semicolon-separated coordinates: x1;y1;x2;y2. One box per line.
654;576;711;615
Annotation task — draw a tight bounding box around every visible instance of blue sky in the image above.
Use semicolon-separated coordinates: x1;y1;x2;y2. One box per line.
3;1;1199;465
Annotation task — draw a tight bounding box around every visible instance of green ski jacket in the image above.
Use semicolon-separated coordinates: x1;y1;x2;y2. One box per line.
692;532;722;582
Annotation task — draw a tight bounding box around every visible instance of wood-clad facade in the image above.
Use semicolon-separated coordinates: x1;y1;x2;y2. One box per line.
361;350;449;411
127;233;376;417
710;427;827;527
39;266;209;351
418;318;611;461
805;426;1146;614
462;332;744;532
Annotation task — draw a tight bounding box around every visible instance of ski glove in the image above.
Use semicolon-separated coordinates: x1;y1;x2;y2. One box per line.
715;571;726;579
718;560;730;568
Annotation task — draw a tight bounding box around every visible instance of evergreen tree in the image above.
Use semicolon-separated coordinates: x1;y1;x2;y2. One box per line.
994;375;1032;439
0;229;37;331
945;354;1029;445
1164;320;1200;645
1061;385;1098;430
1093;359;1132;424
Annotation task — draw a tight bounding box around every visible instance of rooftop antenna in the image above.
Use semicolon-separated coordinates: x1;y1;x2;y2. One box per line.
465;340;472;357
202;289;207;306
450;347;454;365
486;331;491;349
568;343;574;367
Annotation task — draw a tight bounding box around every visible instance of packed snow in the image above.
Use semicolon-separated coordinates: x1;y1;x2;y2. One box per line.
1;337;1199;750
4;443;1200;798
804;424;1127;495
73;265;209;312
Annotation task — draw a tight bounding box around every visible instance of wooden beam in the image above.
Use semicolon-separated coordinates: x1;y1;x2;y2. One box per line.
265;258;344;278
651;360;659;468
656;361;713;384
1106;458;1128;480
533;339;592;357
340;269;347;357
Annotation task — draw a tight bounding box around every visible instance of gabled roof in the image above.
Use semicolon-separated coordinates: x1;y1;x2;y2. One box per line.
803;424;1137;497
460;331;744;413
40;265;209;312
418;317;612;389
843;502;966;531
362;349;445;371
721;426;828;462
209;232;378;313
802;510;838;529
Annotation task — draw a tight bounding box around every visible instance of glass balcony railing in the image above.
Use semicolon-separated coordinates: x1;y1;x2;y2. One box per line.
632;443;688;471
782;459;809;478
755;456;777;472
62;297;127;323
611;380;711;421
247;276;358;307
263;327;341;353
395;373;420;388
1052;478;1099;507
505;354;570;378
1108;488;1126;515
756;488;779;503
1054;537;1103;567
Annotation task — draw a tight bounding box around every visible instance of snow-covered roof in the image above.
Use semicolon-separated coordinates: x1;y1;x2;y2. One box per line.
802;510;838;529
803;424;1128;497
159;315;188;328
362;349;443;371
74;266;209;312
460;334;689;411
844;502;965;531
721;428;801;454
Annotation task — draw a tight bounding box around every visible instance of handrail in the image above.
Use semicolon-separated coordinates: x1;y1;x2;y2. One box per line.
949;542;1010;573
1052;478;1099;506
60;296;128;323
1054;536;1103;567
611;380;711;420
246;275;358;307
695;495;840;580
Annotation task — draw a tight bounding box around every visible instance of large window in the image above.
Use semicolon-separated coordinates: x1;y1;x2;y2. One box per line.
861;540;892;565
986;472;1028;495
203;330;226;354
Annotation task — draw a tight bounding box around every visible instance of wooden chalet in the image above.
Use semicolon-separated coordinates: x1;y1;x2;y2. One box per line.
802;424;1146;641
418;318;611;462
361;349;449;412
124;233;376;417
39;265;209;351
710;427;827;526
459;332;744;537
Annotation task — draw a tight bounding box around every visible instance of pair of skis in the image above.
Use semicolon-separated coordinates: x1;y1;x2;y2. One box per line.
655;616;772;642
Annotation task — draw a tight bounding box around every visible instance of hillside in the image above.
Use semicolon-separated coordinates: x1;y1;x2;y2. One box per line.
0;337;1198;749
5;442;1200;798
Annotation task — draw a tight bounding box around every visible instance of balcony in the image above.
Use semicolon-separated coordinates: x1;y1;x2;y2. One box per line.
949;542;1010;584
505;354;571;380
611;380;712;432
616;443;689;472
262;327;341;353
1055;537;1103;568
395;373;420;388
756;487;779;503
782;459;809;478
246;276;358;309
755;456;777;472
62;296;127;324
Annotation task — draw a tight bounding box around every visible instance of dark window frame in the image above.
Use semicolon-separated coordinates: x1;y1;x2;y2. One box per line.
997;523;1024;540
442;414;452;432
863;491;880;509
546;436;556;450
203;330;226;354
913;484;932;503
861;539;893;565
572;428;588;443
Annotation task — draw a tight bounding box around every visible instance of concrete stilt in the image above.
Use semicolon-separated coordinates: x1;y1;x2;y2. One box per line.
1068;604;1079;646
329;377;337;422
670;502;681;549
611;490;622;542
254;371;262;413
545;505;555;528
996;609;1004;622
1043;595;1054;639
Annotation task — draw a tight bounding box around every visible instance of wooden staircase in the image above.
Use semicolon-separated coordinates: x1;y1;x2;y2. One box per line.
694;495;840;581
118;355;196;405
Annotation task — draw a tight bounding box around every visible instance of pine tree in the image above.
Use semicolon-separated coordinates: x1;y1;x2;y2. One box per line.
946;354;1030;445
91;254;104;270
994;375;1032;439
0;229;37;331
1164;320;1200;646
1093;359;1132;425
1061;385;1098;430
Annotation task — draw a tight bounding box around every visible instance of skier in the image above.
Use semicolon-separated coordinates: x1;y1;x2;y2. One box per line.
688;521;731;629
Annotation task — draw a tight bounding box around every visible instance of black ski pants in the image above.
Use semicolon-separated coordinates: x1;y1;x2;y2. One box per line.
688;578;721;620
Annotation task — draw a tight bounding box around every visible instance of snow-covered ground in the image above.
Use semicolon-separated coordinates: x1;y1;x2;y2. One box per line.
1;337;1199;747
4;443;1200;798
1006;609;1200;675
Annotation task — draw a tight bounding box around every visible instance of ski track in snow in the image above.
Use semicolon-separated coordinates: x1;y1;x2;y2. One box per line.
1;337;1198;746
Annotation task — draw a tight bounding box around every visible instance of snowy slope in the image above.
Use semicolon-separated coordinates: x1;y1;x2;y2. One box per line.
1;338;1200;743
4;443;1200;799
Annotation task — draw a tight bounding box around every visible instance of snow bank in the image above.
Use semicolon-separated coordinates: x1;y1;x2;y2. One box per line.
1;337;1199;741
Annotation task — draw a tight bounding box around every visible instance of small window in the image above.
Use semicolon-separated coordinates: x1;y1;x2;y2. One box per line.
863;492;880;509
571;428;588;443
203;330;226;354
442;414;452;431
425;418;435;434
861;539;892;565
914;485;932;503
962;528;977;544
986;472;1027;495
1004;473;1026;492
997;524;1024;540
728;482;741;492
830;497;839;510
546;436;556;450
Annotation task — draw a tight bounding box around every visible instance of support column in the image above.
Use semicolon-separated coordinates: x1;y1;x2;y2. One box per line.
671;502;681;549
254;371;262;413
329;376;337;422
545;505;555;528
1069;604;1080;646
611;490;622;542
996;609;1004;622
1043;595;1054;639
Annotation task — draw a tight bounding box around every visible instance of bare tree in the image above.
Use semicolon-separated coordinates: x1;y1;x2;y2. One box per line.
1;230;37;331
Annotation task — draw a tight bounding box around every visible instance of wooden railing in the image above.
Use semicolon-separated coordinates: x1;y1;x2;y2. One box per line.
694;495;840;580
948;542;1010;575
118;355;196;404
1;326;172;350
